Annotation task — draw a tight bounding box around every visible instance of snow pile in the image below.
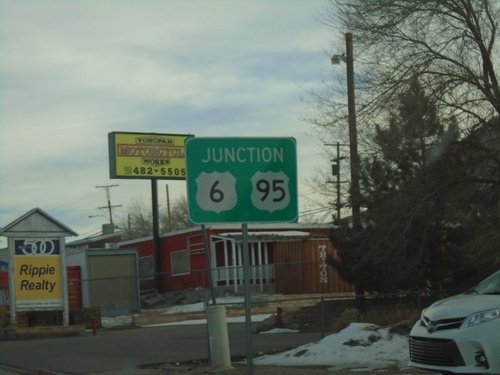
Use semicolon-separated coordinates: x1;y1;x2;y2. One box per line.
254;323;409;371
101;315;137;328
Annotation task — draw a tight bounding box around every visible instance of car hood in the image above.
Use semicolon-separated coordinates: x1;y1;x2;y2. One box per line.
424;293;500;320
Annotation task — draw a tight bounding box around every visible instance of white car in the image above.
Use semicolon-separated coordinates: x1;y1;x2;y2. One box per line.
409;270;500;375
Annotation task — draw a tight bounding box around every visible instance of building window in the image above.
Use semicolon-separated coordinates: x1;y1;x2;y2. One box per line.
187;234;204;254
171;249;190;276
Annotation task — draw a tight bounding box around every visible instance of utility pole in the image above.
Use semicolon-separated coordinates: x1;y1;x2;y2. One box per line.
331;32;362;231
345;32;362;232
331;34;365;312
96;184;121;225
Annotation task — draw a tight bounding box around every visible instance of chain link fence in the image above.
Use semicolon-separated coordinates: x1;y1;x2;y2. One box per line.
210;288;467;337
1;267;469;334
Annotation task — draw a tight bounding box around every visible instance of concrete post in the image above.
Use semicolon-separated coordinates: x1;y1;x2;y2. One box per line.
207;305;232;369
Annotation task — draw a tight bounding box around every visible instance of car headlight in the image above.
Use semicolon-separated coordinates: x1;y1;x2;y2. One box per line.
461;308;500;328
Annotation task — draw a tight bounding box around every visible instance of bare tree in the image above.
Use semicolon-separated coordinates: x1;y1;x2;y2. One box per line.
307;1;500;209
116;198;154;239
307;1;500;289
117;195;192;239
324;0;500;130
161;195;192;232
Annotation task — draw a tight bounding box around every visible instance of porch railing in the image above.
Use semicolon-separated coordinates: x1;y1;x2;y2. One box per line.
213;264;275;285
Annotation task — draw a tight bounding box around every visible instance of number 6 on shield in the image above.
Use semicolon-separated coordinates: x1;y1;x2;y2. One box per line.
195;171;238;213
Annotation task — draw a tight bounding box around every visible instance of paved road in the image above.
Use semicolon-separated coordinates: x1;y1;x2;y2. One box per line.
0;323;323;374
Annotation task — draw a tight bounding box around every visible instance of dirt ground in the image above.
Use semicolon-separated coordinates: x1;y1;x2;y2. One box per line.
145;363;333;374
140;362;423;374
140;358;424;375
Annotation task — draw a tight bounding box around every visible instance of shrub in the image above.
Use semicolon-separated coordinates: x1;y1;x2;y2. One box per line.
328;308;363;332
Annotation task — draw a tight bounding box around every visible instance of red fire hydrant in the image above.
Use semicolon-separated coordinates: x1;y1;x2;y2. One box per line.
91;317;97;336
275;307;283;328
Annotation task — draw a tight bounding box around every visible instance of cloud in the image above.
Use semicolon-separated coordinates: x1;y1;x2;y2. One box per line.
0;0;335;244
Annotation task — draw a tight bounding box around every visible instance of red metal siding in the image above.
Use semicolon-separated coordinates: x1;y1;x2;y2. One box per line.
274;239;355;294
274;241;304;294
0;271;8;307
159;231;210;292
121;241;153;258
119;227;354;295
67;266;82;309
0;271;7;287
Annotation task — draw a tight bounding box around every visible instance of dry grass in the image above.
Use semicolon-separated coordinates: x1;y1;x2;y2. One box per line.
0;307;9;328
365;305;420;327
327;305;420;333
327;308;363;332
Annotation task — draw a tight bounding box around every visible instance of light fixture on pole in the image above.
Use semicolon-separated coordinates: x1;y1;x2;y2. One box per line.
88;215;107;220
331;54;346;65
331;32;362;231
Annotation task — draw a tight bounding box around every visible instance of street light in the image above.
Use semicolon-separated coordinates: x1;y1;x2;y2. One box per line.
331;32;362;231
88;215;107;220
331;54;346;65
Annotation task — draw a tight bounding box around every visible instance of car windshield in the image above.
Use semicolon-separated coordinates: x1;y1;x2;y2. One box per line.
469;270;500;295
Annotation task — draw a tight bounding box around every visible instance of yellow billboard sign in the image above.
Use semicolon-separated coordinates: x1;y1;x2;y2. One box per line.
14;239;62;309
108;132;192;179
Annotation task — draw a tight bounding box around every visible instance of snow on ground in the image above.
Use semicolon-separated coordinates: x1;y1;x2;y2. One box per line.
143;314;272;327
156;295;246;315
101;298;411;371
254;323;409;371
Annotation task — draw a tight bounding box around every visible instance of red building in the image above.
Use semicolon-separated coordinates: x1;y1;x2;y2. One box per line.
118;223;354;296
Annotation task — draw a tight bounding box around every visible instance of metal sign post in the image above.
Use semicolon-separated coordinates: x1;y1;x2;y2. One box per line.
241;223;253;375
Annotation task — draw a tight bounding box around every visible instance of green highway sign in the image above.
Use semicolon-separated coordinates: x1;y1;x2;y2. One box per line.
185;137;298;224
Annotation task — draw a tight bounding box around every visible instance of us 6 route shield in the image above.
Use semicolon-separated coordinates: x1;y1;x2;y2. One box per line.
185;137;298;224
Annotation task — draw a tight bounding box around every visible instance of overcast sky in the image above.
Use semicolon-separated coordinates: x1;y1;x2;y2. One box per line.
0;0;340;246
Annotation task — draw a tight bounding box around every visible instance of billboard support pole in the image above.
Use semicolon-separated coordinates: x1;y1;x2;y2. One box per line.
60;236;69;326
7;238;17;328
151;179;161;290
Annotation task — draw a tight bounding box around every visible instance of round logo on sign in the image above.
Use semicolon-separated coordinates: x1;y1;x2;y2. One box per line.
20;239;57;255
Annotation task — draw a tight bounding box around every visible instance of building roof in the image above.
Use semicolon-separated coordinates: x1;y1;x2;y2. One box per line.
66;230;125;248
215;231;314;241
118;223;334;246
0;207;78;237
